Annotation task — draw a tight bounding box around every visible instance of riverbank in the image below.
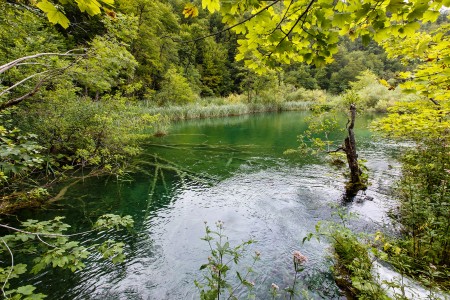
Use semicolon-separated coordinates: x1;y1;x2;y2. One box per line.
141;98;314;135
143;100;313;120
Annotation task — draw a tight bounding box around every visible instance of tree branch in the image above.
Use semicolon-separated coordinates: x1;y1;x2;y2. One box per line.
0;223;96;238
0;49;86;74
0;56;83;111
0;70;52;98
273;0;316;50
327;146;345;153
172;1;281;44
429;98;440;106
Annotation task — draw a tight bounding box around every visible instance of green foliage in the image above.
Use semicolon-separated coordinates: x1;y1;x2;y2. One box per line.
287;109;341;156
0;126;43;182
386;142;450;289
0;214;133;298
71;36;138;97
196;221;311;299
155;67;198;105
191;0;444;73
34;0;114;28
195;221;259;300
17;89;159;172
306;210;390;299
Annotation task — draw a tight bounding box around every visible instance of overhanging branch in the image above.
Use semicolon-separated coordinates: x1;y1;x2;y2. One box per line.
0;49;86;74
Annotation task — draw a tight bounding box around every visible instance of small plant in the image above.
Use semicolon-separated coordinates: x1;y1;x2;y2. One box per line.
195;221;259;300
271;250;309;300
196;221;312;300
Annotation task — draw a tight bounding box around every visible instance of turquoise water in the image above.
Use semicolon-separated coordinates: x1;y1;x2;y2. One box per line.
18;111;400;299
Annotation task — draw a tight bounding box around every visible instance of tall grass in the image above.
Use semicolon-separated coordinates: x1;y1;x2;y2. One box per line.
141;94;315;122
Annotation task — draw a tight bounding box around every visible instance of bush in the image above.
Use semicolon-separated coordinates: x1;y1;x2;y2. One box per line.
17;84;158;172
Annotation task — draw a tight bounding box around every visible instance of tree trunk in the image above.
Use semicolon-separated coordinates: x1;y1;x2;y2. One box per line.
343;104;366;197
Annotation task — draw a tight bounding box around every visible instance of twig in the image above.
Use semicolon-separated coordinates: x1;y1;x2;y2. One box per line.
171;1;281;44
0;223;97;238
1;238;13;299
272;0;316;52
0;70;52;97
36;235;57;248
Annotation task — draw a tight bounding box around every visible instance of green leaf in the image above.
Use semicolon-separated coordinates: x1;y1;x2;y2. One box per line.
236;271;242;282
36;0;70;28
332;13;350;27
202;0;221;13
76;0;102;16
16;285;36;295
361;34;371;46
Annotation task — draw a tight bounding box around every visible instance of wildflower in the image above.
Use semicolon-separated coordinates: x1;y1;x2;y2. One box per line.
215;220;224;228
249;281;255;287
255;250;261;257
271;283;279;290
293;250;307;264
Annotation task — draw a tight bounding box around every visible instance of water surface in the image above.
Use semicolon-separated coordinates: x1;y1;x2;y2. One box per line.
20;111;401;299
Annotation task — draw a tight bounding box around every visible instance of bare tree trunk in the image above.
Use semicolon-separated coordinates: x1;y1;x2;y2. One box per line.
343;104;366;197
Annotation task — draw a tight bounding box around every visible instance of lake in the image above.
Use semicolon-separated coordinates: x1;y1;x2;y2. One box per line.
19;111;401;299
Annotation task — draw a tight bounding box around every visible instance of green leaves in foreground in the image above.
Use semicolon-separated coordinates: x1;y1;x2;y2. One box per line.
0;214;133;298
183;0;447;73
35;0;115;28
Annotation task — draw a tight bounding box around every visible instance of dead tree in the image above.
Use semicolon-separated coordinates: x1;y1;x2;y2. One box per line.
332;104;367;197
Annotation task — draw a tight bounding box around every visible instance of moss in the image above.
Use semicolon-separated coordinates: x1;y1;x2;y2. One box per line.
331;229;390;299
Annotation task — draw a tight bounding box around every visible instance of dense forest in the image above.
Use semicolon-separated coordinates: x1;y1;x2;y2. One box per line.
0;0;449;299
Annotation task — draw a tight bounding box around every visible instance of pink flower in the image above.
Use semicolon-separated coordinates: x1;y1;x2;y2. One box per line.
271;283;279;290
293;250;307;264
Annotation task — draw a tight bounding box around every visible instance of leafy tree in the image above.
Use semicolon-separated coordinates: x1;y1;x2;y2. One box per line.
155;67;198;105
117;0;181;95
71;36;138;99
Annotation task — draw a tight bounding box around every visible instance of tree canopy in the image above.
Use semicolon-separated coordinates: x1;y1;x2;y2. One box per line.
187;0;446;71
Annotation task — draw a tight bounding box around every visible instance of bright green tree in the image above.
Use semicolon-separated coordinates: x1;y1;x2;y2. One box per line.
189;0;445;71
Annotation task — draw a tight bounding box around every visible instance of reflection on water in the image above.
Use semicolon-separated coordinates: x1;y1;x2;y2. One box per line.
18;111;402;299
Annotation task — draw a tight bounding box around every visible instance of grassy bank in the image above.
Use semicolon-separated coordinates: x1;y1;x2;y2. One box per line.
142;99;313;122
142;94;315;135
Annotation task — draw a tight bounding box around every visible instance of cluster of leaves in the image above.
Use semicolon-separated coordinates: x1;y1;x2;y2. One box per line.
293;109;341;155
29;0;114;29
0;214;133;299
370;20;449;285
305;210;390;299
189;0;445;72
0;126;43;183
0;3;162;207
